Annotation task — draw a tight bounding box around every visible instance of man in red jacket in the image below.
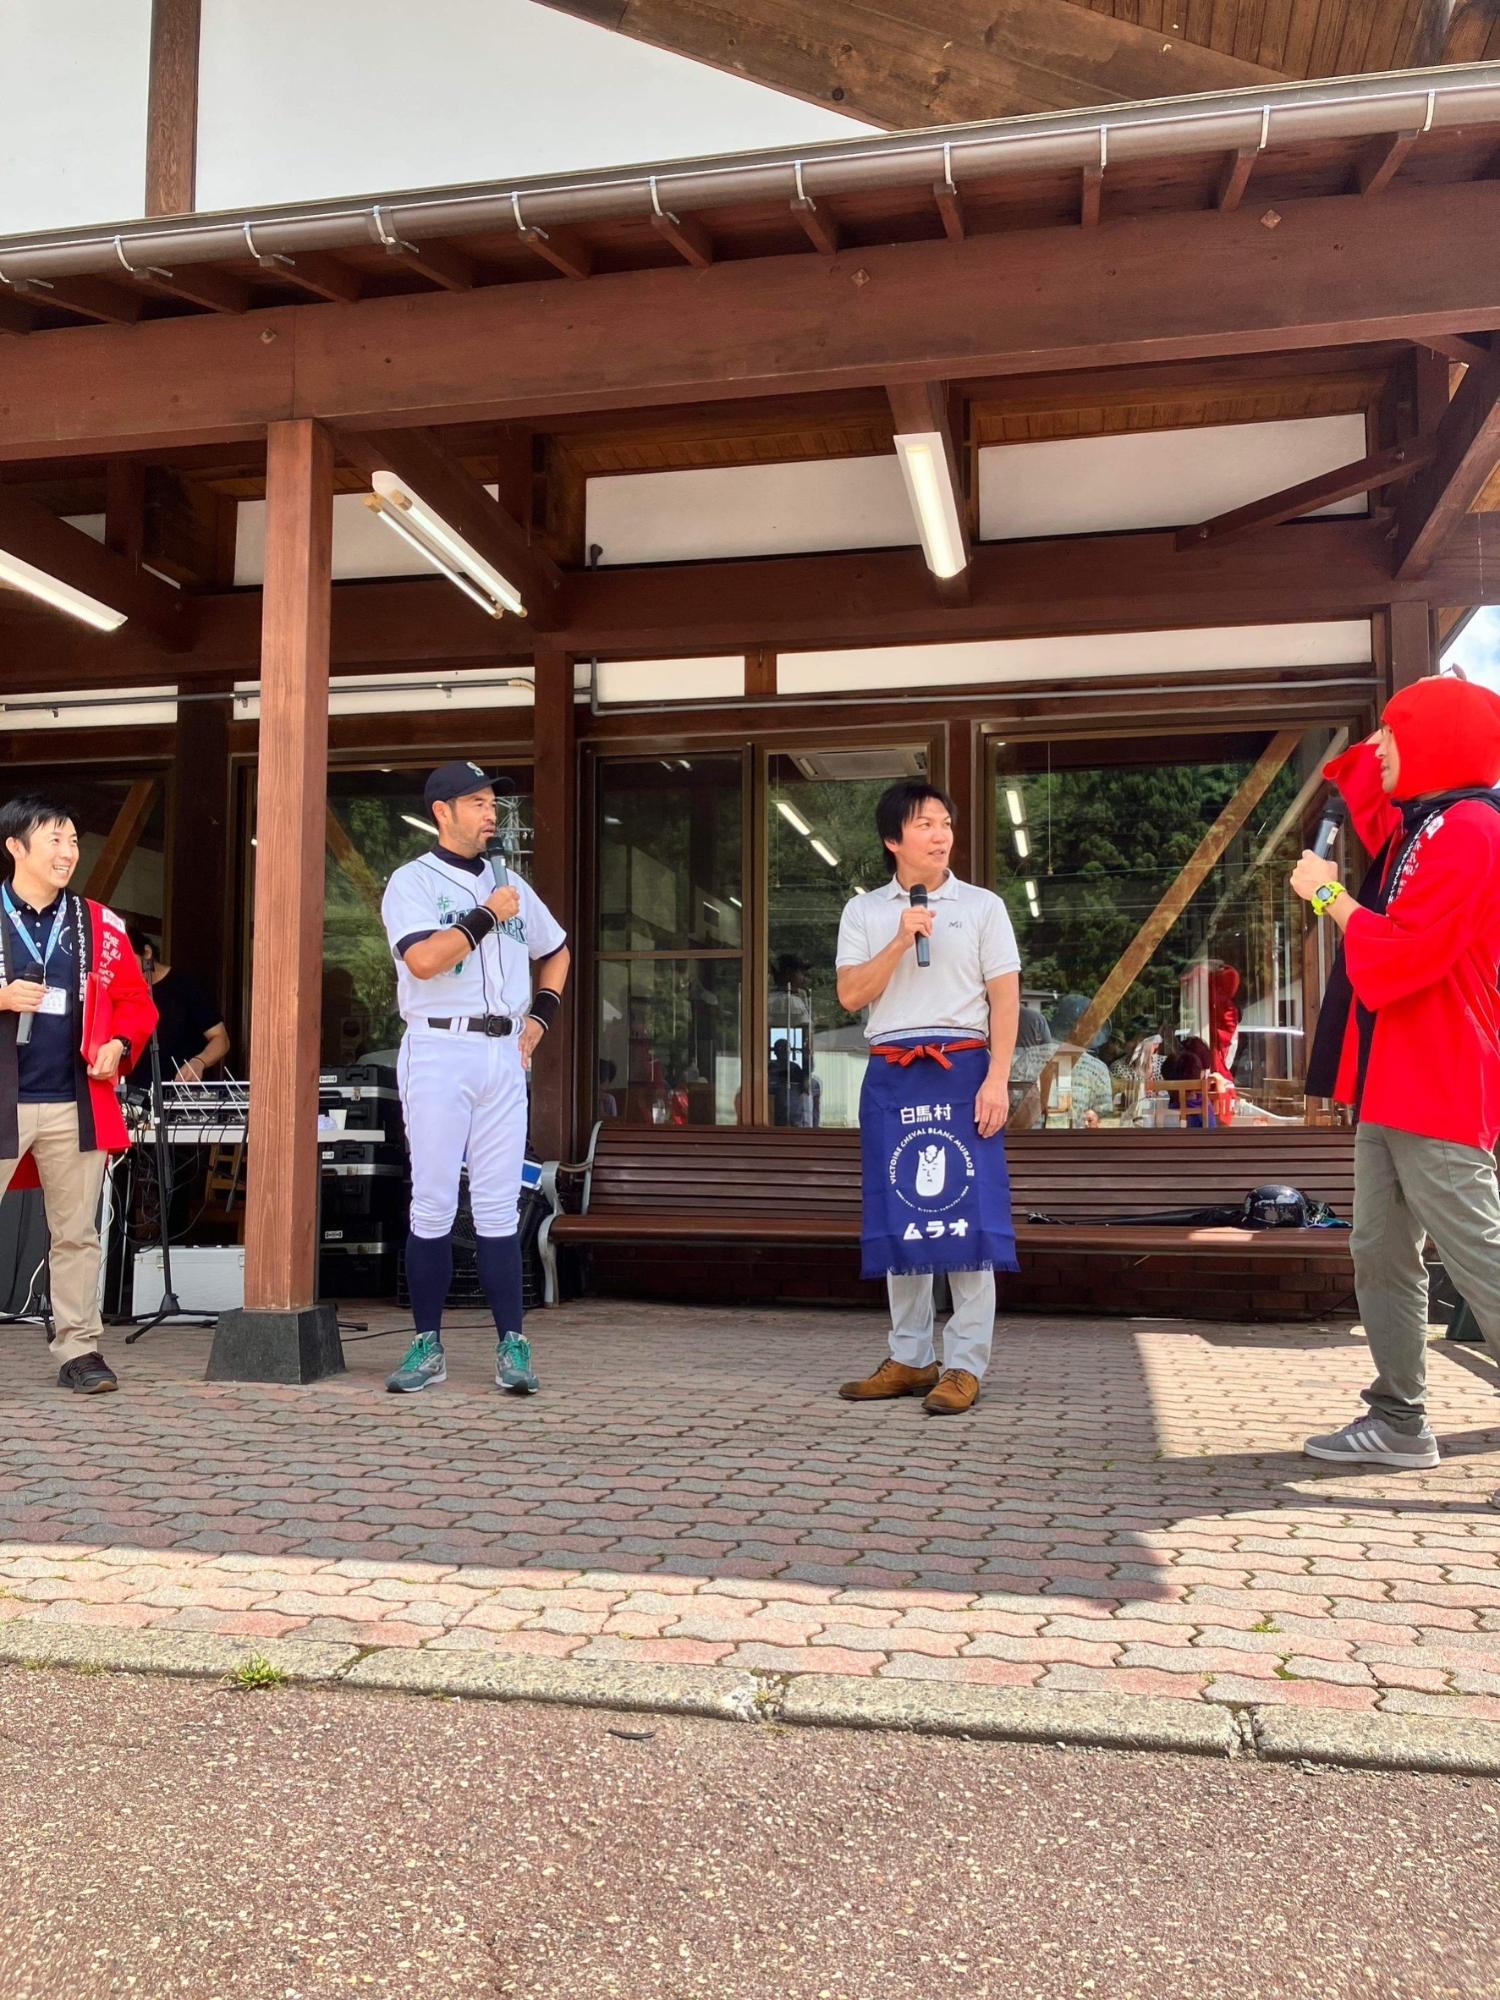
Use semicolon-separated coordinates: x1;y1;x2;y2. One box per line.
0;796;157;1394
1292;676;1500;1485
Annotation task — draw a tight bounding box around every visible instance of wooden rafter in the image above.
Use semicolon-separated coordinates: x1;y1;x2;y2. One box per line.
383;239;475;292
1216;145;1258;214
517;222;594;281
792;193;840;255
1393;348;1500;577
649;206;714;269
83;778;161;903
1420;334;1492;369
1177;440;1436;550
267;253;363;305
1355;129;1419;198
122;262;251;315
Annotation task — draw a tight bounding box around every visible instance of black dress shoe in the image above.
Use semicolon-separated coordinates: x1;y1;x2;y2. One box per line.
58;1353;118;1395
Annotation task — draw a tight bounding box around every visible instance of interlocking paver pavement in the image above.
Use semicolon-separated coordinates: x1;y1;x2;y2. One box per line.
1;1300;1497;1716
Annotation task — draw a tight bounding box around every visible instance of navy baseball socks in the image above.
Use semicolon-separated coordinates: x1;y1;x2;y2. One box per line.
387;1232;537;1394
477;1235;539;1395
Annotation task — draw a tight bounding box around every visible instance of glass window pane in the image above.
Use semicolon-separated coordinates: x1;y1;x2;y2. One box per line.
994;735;1325;1131
767;746;930;1129
322;767;531;1066
596;958;742;1126
598;756;743;952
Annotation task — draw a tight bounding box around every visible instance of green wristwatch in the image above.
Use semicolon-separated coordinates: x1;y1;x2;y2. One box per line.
1309;882;1346;917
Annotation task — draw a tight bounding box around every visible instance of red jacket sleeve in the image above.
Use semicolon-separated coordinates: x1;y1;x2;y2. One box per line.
102;925;159;1074
1343;806;1497;1010
1325;741;1401;858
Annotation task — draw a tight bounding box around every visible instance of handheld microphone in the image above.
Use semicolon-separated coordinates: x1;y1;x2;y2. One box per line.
15;1008;31;1048
487;832;510;889
1311;794;1348;861
910;883;931;968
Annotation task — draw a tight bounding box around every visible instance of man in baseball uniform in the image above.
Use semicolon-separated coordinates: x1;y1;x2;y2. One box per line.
380;760;570;1396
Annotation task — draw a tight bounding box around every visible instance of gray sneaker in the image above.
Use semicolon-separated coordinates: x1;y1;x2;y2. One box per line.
1304;1416;1439;1469
496;1332;539;1395
386;1330;446;1394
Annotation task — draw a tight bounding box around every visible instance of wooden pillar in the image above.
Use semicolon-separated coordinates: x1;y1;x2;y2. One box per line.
146;0;201;216
528;645;578;1163
209;420;341;1382
1381;601;1436;696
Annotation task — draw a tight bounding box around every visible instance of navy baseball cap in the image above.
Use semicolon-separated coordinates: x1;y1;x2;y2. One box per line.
422;759;516;813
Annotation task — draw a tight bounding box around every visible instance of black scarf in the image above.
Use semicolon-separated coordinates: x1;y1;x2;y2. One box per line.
1304;788;1500;1107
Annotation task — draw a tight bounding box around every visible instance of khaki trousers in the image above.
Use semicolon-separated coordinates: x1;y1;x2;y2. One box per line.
1352;1122;1500;1435
0;1102;106;1364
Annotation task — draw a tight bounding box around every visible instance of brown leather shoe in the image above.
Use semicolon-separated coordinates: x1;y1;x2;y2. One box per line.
838;1357;941;1401
923;1368;980;1415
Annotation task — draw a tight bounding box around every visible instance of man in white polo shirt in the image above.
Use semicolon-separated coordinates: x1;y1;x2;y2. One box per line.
835;783;1021;1415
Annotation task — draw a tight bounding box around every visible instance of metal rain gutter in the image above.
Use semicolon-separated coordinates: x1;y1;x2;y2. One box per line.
0;63;1498;287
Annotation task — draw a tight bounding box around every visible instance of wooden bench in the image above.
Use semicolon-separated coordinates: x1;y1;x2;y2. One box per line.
537;1125;1356;1304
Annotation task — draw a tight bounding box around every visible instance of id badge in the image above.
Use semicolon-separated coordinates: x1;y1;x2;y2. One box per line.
37;986;68;1017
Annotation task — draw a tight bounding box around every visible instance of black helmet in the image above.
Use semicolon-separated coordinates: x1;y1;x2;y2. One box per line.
1240;1185;1312;1229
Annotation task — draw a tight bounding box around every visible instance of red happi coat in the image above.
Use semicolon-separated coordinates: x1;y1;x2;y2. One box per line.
0;896;158;1183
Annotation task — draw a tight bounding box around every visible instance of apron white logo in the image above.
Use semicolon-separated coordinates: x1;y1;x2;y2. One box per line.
915;1143;947;1198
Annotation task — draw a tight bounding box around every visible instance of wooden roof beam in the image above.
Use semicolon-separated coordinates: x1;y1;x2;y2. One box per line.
1178;440;1436;550
0;293;34;336
1394;348;1500;577
5;276;142;326
340;425;563;624
384;239;475;293
932;174;965;242
0;486;191;646
1216;144;1258;215
263;251;363;305
1080;165;1102;229
1419;333;1492;369
516;221;593;281
649;204;715;270
120;260;251;315
792;190;841;256
1355;128;1420;198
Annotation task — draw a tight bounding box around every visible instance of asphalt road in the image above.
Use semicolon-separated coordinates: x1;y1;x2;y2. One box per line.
0;1668;1494;2000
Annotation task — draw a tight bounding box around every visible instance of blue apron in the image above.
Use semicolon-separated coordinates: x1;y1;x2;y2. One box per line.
859;1041;1019;1280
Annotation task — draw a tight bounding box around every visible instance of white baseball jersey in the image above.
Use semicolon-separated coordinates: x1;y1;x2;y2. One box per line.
381;849;566;1026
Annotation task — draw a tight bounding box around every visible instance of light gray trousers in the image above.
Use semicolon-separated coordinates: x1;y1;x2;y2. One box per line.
1351;1123;1500;1434
887;1270;996;1379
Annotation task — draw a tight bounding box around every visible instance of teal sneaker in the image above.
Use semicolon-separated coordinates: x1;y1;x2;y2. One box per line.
496;1332;539;1395
386;1330;446;1394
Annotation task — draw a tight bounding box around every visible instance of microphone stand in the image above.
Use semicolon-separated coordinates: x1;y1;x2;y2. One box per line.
120;951;218;1341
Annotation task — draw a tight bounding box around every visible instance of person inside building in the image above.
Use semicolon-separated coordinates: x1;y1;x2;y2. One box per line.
127;927;231;1083
0;796;157;1395
1292;676;1500;1488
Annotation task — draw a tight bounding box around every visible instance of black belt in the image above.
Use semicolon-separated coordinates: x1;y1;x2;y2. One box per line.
427;1015;515;1037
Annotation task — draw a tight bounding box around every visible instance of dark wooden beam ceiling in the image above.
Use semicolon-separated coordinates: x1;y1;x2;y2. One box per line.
0;488;191;647
1393;348;1500;578
532;0;1284;126
0;180;1494;462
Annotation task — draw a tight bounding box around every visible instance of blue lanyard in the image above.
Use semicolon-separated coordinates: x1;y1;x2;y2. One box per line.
2;887;67;983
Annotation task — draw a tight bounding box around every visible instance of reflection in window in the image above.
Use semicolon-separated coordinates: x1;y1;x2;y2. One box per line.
322;770;531;1066
596;757;744;1124
597;958;742;1126
768;747;928;1129
995;733;1332;1131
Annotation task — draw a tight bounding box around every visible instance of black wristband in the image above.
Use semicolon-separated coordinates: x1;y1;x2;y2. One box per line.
528;988;563;1033
454;907;498;950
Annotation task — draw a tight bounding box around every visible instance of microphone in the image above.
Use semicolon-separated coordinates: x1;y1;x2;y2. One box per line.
1311;794;1348;861
15;1009;31;1048
487;832;510;889
910;884;931;968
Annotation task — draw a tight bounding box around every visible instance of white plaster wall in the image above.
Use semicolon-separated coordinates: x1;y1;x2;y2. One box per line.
196;0;872;212
0;0;152;234
979;417;1369;540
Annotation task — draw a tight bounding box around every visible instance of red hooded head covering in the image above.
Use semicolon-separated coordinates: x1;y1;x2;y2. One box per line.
1382;676;1500;799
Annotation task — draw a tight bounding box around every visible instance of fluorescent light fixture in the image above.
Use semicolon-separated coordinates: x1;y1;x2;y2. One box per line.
810;839;840;868
401;813;434;836
1027;893;1041;919
0;550;127;632
1005;788;1025;827
1014;828;1030;859
776;800;812;837
892;431;967;581
365;470;525;620
728;895;742;908
1024;879;1038;900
